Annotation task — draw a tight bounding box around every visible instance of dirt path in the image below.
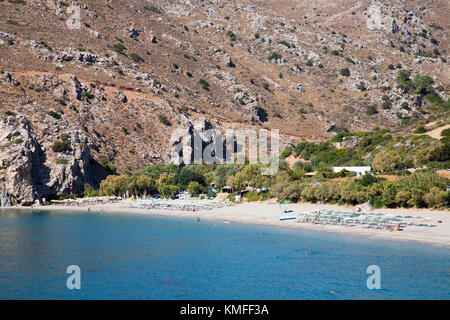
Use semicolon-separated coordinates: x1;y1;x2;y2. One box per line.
424;123;449;140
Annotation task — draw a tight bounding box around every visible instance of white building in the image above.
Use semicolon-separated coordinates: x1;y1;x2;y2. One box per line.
177;191;191;200
332;166;371;177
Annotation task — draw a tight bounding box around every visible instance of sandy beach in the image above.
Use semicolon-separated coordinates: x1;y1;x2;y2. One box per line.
18;201;450;248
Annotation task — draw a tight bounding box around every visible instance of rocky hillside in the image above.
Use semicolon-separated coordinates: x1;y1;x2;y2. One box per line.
0;0;448;205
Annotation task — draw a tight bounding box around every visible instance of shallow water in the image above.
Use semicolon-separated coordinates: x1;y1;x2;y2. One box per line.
0;209;448;299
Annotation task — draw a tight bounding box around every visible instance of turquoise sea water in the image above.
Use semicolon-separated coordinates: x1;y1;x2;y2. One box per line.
0;209;448;299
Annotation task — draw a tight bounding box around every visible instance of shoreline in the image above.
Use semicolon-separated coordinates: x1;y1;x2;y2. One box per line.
4;202;450;248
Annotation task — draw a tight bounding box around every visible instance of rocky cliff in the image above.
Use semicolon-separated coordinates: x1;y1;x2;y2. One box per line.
0;113;109;206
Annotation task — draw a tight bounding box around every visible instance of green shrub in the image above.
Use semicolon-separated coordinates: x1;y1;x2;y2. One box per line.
340;68;350;76
47;111;61;119
187;181;202;196
441;128;450;137
111;43;127;56
12;138;23;144
365;105;378;116
423;187;448;207
198;79;210;91
6;20;20;26
424;93;443;104
82;91;94;101
279;40;291;48
267;52;282;61
396;70;414;93
83;183;100;197
4;111;16;117
330;131;353;142
414;125;427;134
130;53;144;63
280;147;292;159
345;57;355;64
381;101;391;109
357;82;366;91
428;141;450;162
260;191;271;201
177;106;189;113
174;167;205;189
413;75;434;95
56;158;69;165
144;6;162;14
245;190;261;202
51;138;72;152
99;156;116;173
226;30;237;41
158;114;171;126
57;98;67;106
400;102;410;110
429;23;442;29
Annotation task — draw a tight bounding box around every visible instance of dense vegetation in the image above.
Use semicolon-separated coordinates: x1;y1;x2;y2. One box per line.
85;125;450;209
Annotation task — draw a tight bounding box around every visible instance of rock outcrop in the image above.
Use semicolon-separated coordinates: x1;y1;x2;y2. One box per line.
0;114;109;206
0;115;37;206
